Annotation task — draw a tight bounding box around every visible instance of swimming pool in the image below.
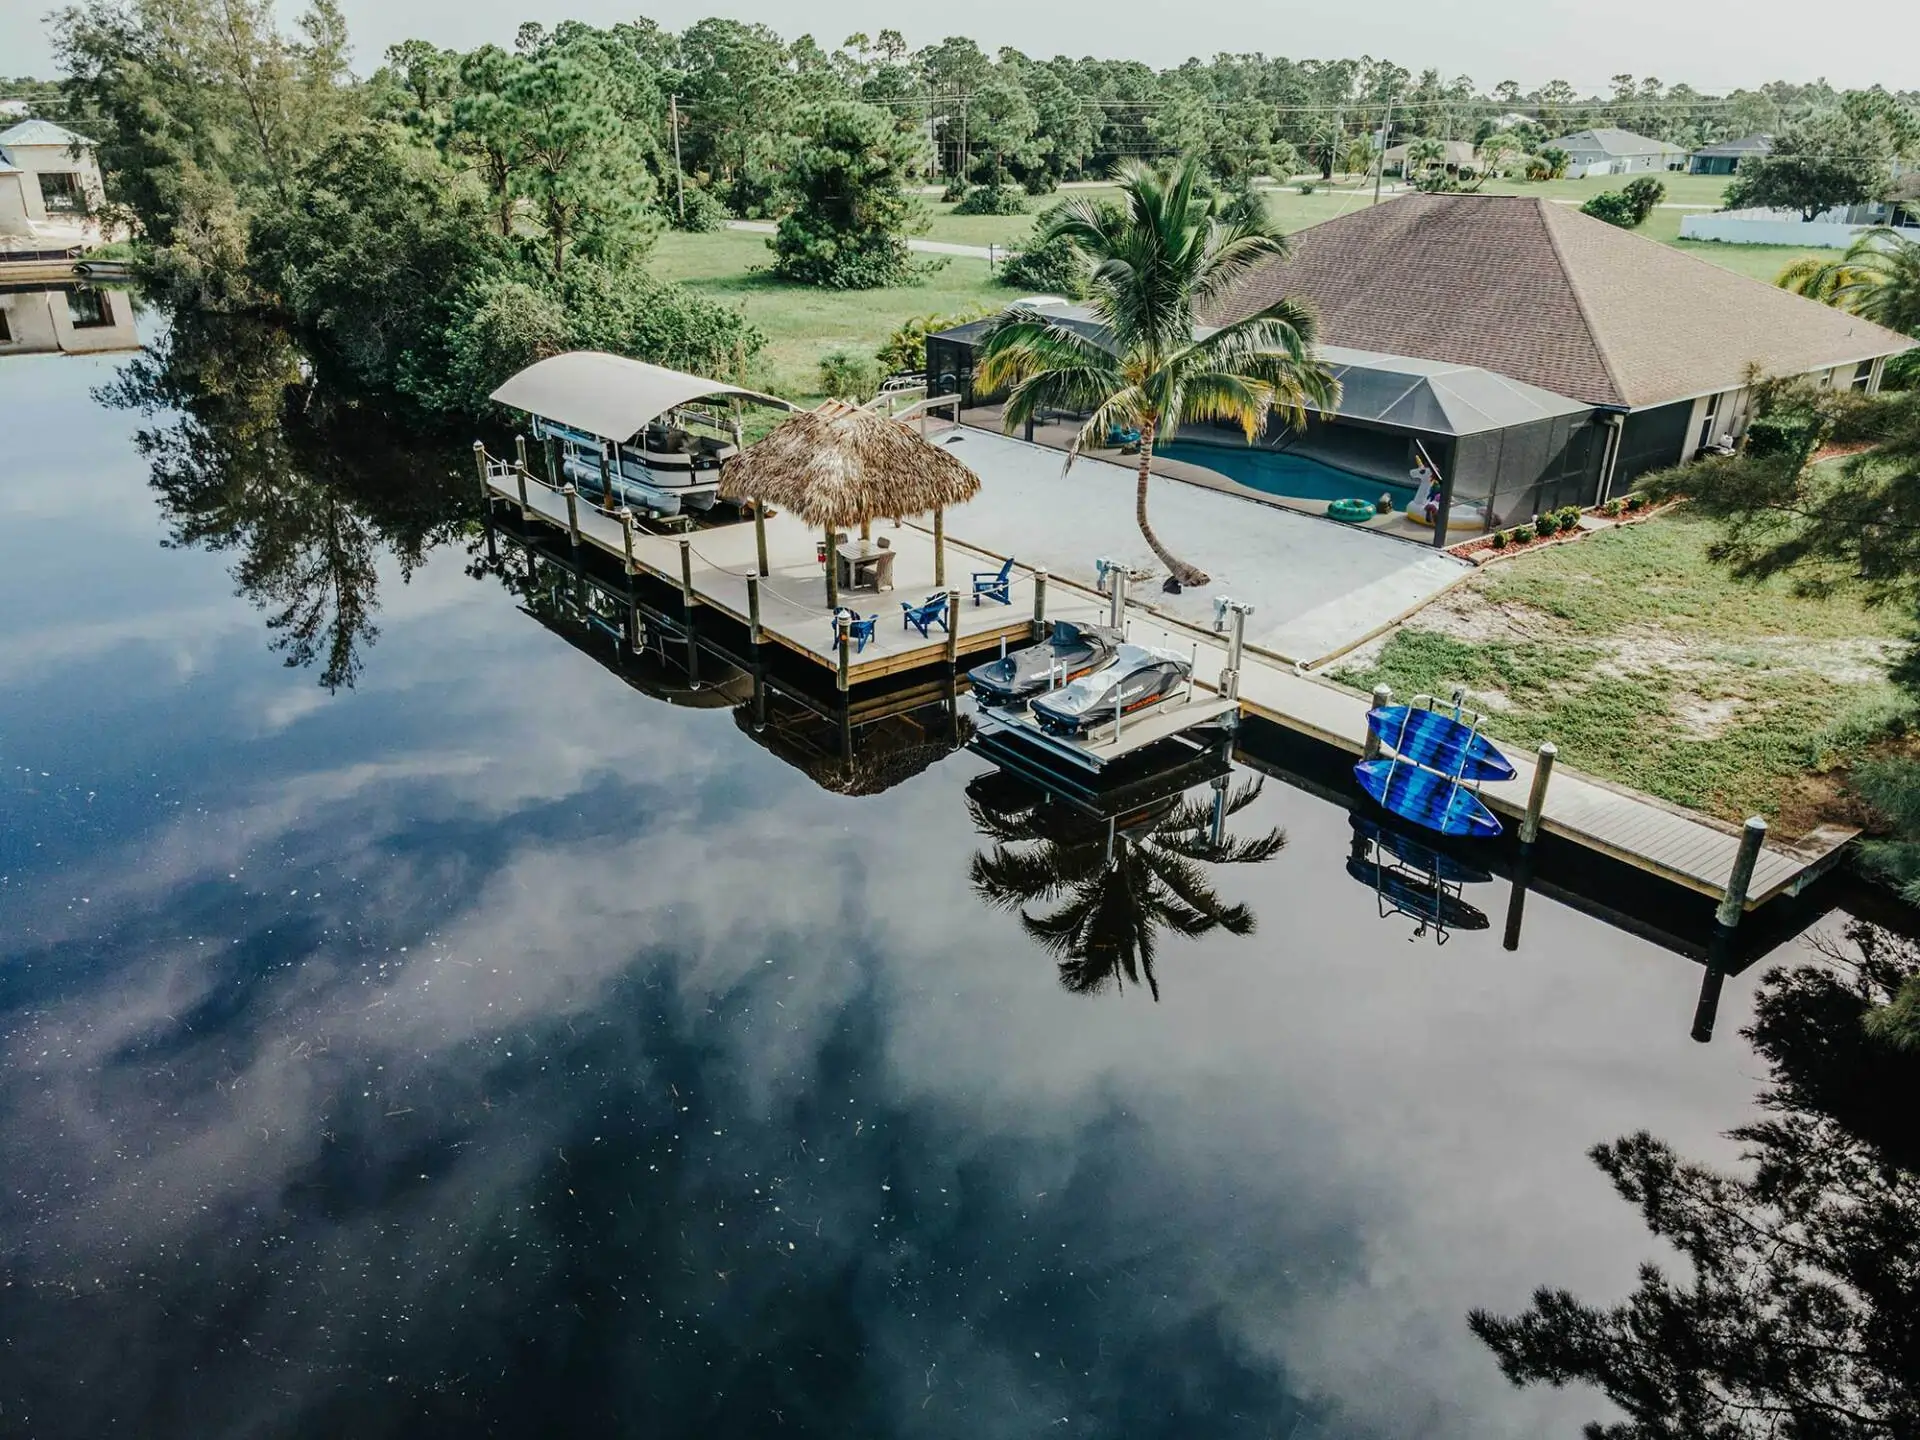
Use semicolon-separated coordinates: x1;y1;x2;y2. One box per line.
1158;438;1414;508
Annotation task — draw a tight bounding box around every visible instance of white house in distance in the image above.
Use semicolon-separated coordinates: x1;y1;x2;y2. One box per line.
1546;128;1687;177
0;119;107;249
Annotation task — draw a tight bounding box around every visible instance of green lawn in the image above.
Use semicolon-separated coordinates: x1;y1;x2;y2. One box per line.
1330;513;1910;830
1477;171;1735;207
650;228;1009;402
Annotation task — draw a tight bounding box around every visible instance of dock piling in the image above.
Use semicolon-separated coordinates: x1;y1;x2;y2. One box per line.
1361;685;1392;759
747;575;763;647
514;433;529;475
1107;567;1126;629
836;618;851;693
1031;567;1048;641
597;445;613;512
945;590;960;667
1521;742;1557;846
1715;816;1768;929
619;509;636;574
563;484;581;548
544;434;559;488
753;500;769;577
472;442;490;507
933;508;946;588
678;538;694;607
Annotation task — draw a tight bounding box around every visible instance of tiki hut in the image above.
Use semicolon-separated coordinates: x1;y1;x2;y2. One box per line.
718;400;982;607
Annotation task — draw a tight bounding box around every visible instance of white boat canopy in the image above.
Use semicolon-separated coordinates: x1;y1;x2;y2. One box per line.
490;350;795;442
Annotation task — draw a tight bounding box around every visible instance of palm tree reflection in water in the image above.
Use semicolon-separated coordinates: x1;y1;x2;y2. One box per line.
966;768;1286;1000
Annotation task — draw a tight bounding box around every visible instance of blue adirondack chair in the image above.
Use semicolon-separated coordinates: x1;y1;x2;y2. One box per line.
1106;424;1141;447
972;556;1014;606
831;609;876;652
901;593;949;637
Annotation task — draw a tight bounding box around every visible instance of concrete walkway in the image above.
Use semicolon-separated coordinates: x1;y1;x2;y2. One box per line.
924;425;1468;665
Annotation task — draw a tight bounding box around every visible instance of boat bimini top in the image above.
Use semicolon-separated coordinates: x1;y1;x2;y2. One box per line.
490;350;795;444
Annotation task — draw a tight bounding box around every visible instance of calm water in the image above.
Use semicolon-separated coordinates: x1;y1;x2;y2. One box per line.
0;307;1825;1437
1156;438;1415;509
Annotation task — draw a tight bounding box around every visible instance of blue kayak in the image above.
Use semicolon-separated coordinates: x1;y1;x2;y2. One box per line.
1354;758;1502;839
1350;815;1494;885
1367;705;1515;782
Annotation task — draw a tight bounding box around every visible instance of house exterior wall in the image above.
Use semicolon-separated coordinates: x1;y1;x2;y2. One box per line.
1680;208;1920;249
1;140;106;220
0;171;32;236
1569;150;1678;178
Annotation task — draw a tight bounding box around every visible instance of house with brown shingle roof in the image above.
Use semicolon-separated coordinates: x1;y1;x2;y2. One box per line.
927;194;1912;545
1199;193;1913;527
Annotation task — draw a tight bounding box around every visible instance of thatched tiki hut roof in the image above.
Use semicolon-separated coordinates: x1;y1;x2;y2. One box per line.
719;400;982;608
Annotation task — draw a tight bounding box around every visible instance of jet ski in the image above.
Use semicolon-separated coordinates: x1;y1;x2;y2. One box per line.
967;621;1123;710
1030;643;1193;738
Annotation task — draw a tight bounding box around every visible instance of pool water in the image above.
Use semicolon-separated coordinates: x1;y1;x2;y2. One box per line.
0;306;1854;1440
1159;438;1414;509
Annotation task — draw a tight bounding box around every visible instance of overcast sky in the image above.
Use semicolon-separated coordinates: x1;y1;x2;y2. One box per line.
4;0;1909;94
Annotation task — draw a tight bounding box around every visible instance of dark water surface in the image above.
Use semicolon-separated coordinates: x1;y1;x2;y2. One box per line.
0;313;1824;1438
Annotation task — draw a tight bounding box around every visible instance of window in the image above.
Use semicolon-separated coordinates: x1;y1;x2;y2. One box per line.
0;308;11;344
1697;392;1723;452
66;287;112;329
36;170;84;212
1850;361;1876;392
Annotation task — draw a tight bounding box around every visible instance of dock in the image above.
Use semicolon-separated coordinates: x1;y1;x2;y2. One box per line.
480;447;1852;912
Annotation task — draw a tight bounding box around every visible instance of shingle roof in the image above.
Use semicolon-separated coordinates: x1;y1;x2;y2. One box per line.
1200;193;1916;409
0;119;94;148
1550;128;1684;157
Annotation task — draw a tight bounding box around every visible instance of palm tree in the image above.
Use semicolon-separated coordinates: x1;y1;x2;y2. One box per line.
967;770;1286;1001
974;159;1338;587
1306;118;1344;180
1777;228;1920;338
1406;136;1446;176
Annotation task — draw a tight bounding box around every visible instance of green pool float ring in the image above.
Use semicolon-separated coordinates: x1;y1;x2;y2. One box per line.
1326;497;1376;524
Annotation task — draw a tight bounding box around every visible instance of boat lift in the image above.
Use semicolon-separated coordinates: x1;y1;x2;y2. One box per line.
970;562;1246;772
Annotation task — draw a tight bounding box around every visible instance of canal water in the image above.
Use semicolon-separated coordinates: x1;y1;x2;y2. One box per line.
0;303;1837;1437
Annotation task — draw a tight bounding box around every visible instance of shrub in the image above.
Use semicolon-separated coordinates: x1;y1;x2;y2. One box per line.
818;349;881;400
668;182;728;233
1535;511;1560;536
1623;493;1644;511
952;184;1027;216
724;166;780;219
1296;182;1316;195
940;176;968;203
1603;498;1623;517
1555;505;1583;530
1020;170;1058;197
1510;524;1534;544
1580;190;1641;228
1490;530;1508;549
1621;176;1666;223
874;305;995;375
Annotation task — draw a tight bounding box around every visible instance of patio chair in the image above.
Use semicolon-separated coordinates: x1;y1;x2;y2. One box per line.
972;556;1014;606
1106;424;1141;448
831;609;876;653
900;593;950;638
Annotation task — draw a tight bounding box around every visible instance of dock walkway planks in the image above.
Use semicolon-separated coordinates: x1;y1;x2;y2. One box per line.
486;465;1850;909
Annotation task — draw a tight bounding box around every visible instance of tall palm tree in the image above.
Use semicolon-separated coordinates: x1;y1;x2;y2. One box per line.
1306;118;1344;180
966;770;1286;1001
975;159;1338;587
1777;228;1920;338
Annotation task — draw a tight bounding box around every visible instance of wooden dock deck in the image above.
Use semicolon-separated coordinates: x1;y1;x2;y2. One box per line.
484;456;1851;911
486;461;1109;685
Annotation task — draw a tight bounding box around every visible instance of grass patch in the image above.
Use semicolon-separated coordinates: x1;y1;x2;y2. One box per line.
650;228;1008;402
1330;513;1913;827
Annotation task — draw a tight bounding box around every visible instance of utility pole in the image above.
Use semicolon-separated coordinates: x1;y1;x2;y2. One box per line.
669;93;685;223
958;94;969;190
927;81;938;185
1373;92;1395;204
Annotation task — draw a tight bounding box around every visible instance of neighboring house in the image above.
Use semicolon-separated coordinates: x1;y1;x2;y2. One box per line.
0;119;106;239
1688;134;1772;175
1382;140;1480;175
0;100;31;119
0;285;139;356
1545;128;1686;176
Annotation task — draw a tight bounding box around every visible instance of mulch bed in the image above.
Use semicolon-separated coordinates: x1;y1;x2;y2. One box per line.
1446;501;1680;565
